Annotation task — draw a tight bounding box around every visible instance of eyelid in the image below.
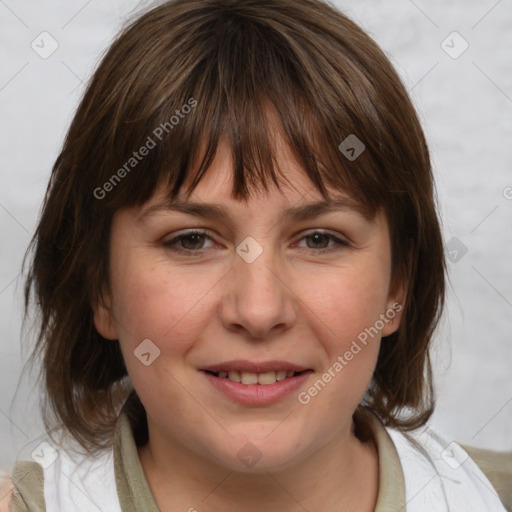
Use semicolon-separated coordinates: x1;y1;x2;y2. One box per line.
162;228;352;255
161;228;214;245
161;228;348;243
162;227;210;239
293;229;351;249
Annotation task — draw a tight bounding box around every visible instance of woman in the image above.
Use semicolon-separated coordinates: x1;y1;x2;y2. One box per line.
4;0;510;510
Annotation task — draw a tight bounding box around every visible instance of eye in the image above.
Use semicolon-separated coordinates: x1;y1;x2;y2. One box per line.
294;231;350;253
162;230;217;254
162;229;350;256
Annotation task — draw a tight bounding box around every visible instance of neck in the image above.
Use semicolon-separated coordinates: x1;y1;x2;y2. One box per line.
137;413;379;512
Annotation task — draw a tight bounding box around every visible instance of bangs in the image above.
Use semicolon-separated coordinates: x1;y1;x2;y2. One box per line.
89;2;399;219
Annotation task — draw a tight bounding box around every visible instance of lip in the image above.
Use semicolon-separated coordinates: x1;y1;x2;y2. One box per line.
200;359;311;373
201;369;313;406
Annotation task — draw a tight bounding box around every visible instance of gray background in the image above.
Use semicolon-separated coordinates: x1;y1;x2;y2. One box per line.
1;0;511;472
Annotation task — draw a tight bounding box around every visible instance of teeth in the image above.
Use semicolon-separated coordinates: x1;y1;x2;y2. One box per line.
241;372;259;385
228;371;241;383
276;370;287;381
257;371;277;385
214;370;301;385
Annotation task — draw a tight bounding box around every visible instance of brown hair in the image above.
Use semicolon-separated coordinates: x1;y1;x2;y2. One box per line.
23;0;446;452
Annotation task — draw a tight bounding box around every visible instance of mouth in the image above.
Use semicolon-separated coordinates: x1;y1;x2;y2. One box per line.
202;369;311;386
200;365;314;405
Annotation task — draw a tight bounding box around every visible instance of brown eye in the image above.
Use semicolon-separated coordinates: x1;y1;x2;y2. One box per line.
305;233;330;249
296;231;350;253
179;233;207;250
163;230;215;254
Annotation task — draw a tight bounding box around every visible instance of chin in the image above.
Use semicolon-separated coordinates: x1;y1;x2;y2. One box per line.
209;434;307;474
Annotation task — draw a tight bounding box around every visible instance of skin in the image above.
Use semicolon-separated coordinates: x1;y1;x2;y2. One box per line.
94;134;406;512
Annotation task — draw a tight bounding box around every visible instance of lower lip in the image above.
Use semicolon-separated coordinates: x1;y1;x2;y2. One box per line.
202;371;313;405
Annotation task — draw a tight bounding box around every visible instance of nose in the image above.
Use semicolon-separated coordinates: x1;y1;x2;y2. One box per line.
220;243;298;339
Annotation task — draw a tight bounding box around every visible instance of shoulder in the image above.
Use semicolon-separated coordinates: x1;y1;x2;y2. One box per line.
461;444;512;512
6;439;121;512
2;461;45;512
386;424;510;512
3;411;136;512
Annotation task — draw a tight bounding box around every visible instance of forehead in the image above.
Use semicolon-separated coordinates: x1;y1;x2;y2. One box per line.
136;136;375;223
185;138;318;201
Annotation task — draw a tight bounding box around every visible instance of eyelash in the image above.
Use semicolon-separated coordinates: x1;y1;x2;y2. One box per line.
162;229;350;256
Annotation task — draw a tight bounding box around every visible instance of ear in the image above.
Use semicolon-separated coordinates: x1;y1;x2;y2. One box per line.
92;292;118;340
380;275;408;338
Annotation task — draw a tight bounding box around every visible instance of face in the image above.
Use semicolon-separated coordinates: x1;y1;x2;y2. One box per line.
94;136;405;473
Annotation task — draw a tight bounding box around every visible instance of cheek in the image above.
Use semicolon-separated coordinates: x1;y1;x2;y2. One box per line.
293;260;390;406
295;273;386;409
110;255;218;357
299;262;391;345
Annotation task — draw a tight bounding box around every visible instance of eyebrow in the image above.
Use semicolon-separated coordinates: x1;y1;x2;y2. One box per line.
136;197;373;225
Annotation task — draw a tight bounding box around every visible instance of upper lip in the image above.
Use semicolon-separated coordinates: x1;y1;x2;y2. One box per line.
200;360;312;373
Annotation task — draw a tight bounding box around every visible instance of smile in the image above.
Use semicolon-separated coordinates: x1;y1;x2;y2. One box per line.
201;367;314;405
204;369;307;385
